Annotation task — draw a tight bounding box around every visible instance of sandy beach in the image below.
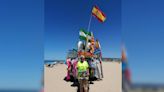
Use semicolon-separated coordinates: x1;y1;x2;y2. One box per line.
45;62;122;92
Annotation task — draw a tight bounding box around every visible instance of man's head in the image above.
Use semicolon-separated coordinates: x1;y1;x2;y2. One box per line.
80;55;85;62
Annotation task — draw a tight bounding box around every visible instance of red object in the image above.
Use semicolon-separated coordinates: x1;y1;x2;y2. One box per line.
78;51;94;57
99;60;102;64
125;68;131;82
92;6;106;22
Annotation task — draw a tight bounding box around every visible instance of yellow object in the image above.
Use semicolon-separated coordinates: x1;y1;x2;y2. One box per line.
77;61;89;72
92;6;106;22
90;37;95;53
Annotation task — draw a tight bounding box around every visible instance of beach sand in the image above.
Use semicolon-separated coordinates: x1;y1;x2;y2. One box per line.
45;62;121;92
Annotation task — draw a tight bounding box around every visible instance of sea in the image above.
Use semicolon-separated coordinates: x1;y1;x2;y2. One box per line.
44;60;66;64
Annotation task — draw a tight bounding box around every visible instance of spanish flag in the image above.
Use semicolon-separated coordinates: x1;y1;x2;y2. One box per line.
92;6;106;22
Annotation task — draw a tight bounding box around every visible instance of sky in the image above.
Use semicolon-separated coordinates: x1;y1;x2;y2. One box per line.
122;0;164;84
44;0;121;60
0;0;43;90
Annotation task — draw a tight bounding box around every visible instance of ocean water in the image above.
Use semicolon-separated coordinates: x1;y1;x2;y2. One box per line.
44;60;66;64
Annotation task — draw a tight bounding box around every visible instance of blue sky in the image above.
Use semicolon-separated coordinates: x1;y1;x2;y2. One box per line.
0;0;43;90
122;0;164;84
45;0;121;60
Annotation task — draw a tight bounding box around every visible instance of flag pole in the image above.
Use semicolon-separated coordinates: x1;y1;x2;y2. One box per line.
87;13;93;32
85;12;93;52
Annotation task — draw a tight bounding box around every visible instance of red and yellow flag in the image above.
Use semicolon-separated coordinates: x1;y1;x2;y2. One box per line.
92;6;106;22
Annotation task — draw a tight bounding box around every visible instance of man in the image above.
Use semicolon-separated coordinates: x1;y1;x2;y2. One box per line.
71;56;89;86
77;55;89;77
77;55;90;92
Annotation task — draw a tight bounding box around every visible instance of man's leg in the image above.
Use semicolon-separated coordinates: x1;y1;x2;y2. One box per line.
79;80;83;92
83;80;89;92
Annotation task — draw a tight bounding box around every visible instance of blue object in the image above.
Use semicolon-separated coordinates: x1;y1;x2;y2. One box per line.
122;61;127;72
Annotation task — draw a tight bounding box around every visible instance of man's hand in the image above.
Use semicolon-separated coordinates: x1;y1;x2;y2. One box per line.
87;69;90;76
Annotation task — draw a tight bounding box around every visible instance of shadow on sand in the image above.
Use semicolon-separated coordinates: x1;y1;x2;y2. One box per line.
63;76;100;92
